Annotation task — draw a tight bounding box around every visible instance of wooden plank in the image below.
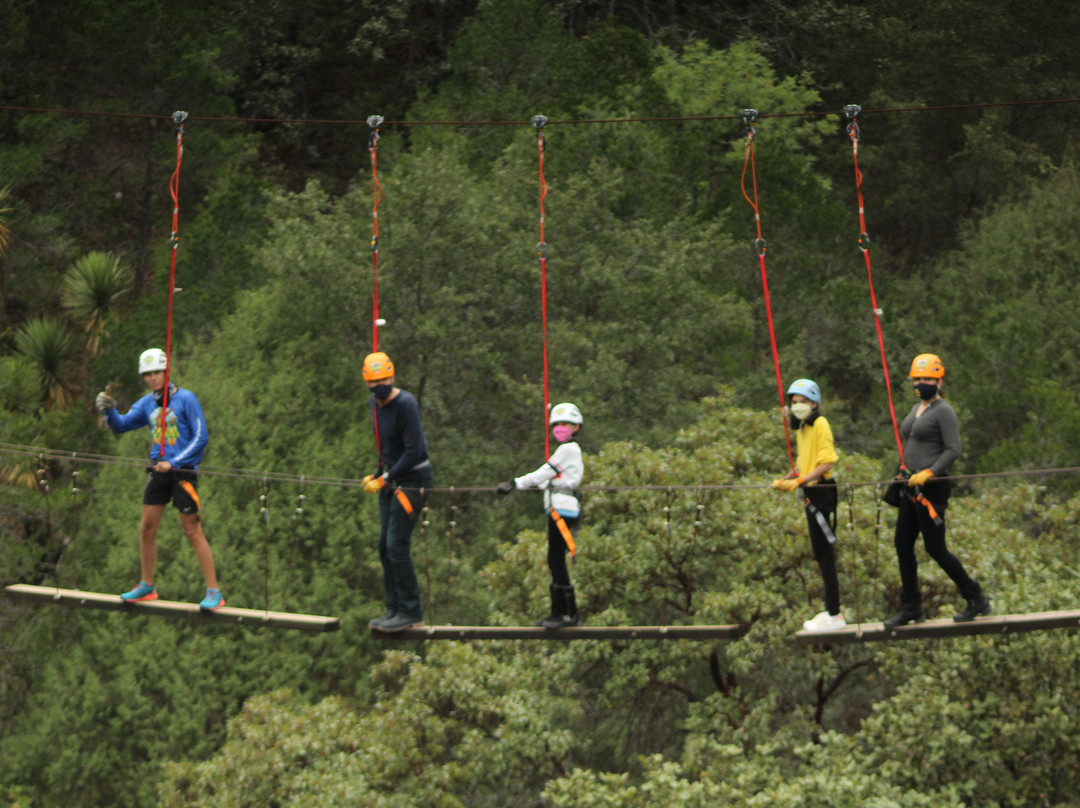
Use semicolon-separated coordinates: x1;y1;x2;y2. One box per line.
2;584;340;633
795;609;1080;645
372;624;748;641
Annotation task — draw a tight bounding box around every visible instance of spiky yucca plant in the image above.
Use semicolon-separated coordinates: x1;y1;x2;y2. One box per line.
61;251;132;356
14;316;79;409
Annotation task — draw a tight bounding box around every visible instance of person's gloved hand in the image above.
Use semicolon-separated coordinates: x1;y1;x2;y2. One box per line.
496;480;515;496
95;390;116;412
362;474;387;494
777;476;804;492
907;469;934;487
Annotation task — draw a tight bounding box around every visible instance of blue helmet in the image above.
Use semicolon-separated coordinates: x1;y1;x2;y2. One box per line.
787;378;821;403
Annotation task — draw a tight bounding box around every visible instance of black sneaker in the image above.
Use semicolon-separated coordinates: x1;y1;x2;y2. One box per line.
368;610;394;629
883;606;926;629
377;613;425;633
953;593;992;622
541;614;581;630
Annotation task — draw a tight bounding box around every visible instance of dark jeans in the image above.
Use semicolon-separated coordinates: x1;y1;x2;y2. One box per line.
377;468;432;619
804;482;840;615
547;514;578;587
893;479;979;604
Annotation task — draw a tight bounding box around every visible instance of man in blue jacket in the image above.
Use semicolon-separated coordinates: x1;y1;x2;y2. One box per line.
96;348;224;610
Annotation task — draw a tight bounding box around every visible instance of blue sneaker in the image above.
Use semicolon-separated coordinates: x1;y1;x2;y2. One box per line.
199;588;225;611
120;581;158;602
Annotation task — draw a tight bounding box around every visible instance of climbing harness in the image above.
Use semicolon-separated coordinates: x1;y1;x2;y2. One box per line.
803;493;838;545
549;507;577;558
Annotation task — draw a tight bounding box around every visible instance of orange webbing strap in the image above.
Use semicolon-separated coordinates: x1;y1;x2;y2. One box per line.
159;110;187;458
740;110;794;470
178;479;201;512
394;487;413;515
845;105;905;468
549;507;576;557
367;115;384;351
533;114;552;459
914;492;942;524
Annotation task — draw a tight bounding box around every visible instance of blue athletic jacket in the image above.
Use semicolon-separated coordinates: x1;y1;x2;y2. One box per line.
105;385;208;468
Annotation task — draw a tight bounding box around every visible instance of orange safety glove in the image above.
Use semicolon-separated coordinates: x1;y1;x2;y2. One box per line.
907;469;934;487
772;477;804;492
362;474;387;494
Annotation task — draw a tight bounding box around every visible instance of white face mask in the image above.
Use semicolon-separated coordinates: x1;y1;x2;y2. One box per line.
790;402;814;421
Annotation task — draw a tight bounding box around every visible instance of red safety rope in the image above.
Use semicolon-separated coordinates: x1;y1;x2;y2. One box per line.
739;110;795;470
158;111;187;458
367;115;384;351
533;115;551;458
366;116;386;466
844;105;905;467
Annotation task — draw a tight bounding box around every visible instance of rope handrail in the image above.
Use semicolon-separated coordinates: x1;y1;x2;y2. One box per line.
2;441;1077;491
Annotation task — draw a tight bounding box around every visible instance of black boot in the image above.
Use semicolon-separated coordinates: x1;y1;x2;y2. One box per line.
542;585;581;629
884;602;926;629
534;584;562;627
954;591;992;622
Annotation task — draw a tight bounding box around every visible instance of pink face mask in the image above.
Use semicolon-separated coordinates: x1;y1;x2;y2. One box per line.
552;425;576;443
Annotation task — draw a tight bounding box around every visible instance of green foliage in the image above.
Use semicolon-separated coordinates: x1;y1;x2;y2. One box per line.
6;4;1080;807
61;251;133;355
13;317;79;409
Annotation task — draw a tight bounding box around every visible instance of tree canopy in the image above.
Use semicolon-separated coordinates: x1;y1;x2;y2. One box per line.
4;1;1080;806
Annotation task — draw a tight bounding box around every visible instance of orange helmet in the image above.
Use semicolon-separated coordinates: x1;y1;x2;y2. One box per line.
362;352;395;381
909;353;945;379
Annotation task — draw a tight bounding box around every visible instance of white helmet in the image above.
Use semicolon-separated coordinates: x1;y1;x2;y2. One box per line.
549;402;583;426
138;348;168;374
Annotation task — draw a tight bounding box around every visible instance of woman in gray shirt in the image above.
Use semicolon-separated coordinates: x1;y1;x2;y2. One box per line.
884;353;992;628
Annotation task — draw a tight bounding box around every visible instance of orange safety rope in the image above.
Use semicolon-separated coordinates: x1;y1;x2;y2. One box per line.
158;110;187;457
739;110;795;470
367;115;385;351
533;114;552;458
844;105;905;467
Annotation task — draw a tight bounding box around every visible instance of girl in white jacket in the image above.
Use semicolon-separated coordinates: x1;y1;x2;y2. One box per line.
498;402;584;628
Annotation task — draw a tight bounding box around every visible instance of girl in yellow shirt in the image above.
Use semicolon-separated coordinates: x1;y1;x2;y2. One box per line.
772;378;842;631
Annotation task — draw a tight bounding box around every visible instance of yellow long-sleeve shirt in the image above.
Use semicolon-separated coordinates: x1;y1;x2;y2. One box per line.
795;415;839;482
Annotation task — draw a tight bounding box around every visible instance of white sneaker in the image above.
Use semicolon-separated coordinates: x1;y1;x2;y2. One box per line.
802;611;847;632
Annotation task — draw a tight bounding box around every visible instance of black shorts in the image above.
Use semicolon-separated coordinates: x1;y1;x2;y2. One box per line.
143;470;200;514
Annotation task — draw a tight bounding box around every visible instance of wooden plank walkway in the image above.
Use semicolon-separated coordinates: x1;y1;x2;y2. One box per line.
3;584;340;633
795;609;1080;644
372;624;748;640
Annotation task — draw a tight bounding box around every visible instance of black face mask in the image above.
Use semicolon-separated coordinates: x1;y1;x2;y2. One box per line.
370;382;394;401
914;382;939;400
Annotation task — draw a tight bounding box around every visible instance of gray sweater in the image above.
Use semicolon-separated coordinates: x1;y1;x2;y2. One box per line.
900;398;961;477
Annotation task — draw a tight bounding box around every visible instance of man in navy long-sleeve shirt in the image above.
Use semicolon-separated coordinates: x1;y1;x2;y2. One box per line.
360;352;433;633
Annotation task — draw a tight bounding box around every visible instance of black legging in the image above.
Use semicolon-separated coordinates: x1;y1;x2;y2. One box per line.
804;483;840;615
547;514;578;586
893;480;979;604
805;514;840;616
